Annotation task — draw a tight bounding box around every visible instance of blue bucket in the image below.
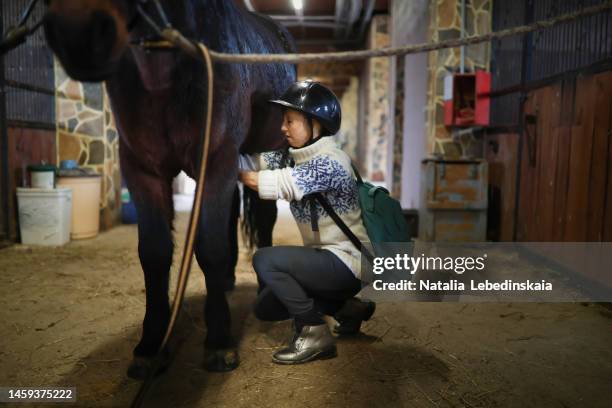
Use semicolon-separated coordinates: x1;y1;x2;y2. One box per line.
121;181;138;224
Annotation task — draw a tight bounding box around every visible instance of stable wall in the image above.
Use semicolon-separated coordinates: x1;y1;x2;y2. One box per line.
54;62;121;230
425;0;492;155
388;0;492;208
359;14;391;183
391;0;430;208
337;77;359;161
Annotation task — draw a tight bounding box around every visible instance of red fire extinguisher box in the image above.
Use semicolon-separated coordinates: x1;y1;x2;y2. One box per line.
443;71;491;127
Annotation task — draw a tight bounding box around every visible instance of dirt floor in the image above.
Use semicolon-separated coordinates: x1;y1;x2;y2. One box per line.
1;209;611;408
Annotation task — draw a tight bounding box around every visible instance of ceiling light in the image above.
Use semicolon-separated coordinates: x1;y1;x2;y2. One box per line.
292;0;304;11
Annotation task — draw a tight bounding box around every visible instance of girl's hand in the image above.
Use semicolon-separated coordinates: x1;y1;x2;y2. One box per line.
239;171;259;191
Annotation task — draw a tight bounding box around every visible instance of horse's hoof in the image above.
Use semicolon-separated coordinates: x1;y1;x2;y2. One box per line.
127;353;169;380
203;348;239;372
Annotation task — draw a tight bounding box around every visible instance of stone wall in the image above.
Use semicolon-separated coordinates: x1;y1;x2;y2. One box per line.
426;0;492;155
362;14;391;183
337;76;359;161
54;61;120;230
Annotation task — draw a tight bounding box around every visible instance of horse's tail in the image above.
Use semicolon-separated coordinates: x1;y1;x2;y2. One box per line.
240;185;277;252
240;186;259;251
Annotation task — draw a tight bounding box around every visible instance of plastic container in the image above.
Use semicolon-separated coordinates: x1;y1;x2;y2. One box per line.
17;187;72;246
121;184;138;224
28;164;56;189
60;160;78;170
57;175;102;239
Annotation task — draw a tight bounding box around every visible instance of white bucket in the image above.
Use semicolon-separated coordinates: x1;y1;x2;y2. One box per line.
28;164;57;189
31;171;55;189
16;187;72;246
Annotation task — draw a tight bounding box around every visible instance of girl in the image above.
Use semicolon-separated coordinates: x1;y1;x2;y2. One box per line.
239;80;375;365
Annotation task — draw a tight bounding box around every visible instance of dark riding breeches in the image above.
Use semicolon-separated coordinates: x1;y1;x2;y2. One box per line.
252;246;361;327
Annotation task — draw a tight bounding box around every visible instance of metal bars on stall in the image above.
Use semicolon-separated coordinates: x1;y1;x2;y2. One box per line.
1;0;55;129
0;3;9;243
490;0;612;128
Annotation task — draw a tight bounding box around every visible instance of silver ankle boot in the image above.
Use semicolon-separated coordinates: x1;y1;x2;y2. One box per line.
272;324;337;364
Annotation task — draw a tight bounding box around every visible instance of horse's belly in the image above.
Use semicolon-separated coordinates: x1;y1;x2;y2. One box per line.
120;134;179;178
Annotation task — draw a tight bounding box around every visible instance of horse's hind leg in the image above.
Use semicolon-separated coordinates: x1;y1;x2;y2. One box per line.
255;196;277;248
254;196;277;292
225;185;240;291
123;169;174;379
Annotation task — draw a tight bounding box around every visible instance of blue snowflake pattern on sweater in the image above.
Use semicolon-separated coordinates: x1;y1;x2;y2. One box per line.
289;155;359;224
261;150;293;170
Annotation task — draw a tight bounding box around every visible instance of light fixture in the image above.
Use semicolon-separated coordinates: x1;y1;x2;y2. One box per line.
292;0;304;11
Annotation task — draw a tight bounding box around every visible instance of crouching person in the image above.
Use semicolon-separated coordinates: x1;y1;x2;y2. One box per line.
239;80;375;365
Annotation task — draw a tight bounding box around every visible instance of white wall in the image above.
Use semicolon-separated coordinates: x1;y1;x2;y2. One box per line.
337;77;359;161
391;0;429;209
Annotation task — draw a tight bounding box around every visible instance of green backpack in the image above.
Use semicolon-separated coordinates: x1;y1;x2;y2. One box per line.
313;164;412;261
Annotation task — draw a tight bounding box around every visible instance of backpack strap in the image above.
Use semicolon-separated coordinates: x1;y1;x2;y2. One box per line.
350;163;363;184
312;192;374;263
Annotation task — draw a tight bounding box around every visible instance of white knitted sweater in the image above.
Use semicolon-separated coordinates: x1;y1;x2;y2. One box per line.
241;137;369;279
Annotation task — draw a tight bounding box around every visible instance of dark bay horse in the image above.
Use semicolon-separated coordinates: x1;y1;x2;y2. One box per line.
43;0;296;376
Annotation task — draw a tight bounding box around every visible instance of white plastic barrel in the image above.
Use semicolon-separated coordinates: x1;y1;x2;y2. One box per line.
56;176;102;239
16;187;72;246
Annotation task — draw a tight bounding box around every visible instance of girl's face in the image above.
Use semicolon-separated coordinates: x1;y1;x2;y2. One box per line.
281;110;319;148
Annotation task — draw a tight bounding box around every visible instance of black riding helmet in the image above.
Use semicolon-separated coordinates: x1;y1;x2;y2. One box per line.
269;80;342;138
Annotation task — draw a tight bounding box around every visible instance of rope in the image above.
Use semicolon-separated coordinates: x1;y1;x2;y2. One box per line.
143;1;612;62
162;42;214;358
130;43;215;408
201;0;612;64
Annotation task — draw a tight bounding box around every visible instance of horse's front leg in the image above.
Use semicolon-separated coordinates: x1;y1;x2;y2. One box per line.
122;165;175;379
194;151;240;372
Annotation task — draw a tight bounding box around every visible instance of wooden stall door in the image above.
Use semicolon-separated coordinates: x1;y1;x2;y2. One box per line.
485;133;519;242
514;71;612;290
0;143;8;245
516;70;612;242
1;123;9;245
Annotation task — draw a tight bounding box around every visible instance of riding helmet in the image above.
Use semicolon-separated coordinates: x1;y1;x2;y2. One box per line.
269;80;342;136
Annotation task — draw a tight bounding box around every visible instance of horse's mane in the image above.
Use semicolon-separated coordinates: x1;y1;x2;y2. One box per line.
164;0;296;122
181;0;294;55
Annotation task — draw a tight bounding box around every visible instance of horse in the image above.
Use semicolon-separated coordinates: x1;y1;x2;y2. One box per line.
43;0;296;377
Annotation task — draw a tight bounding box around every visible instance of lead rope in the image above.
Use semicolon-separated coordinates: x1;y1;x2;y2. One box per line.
130;42;214;408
